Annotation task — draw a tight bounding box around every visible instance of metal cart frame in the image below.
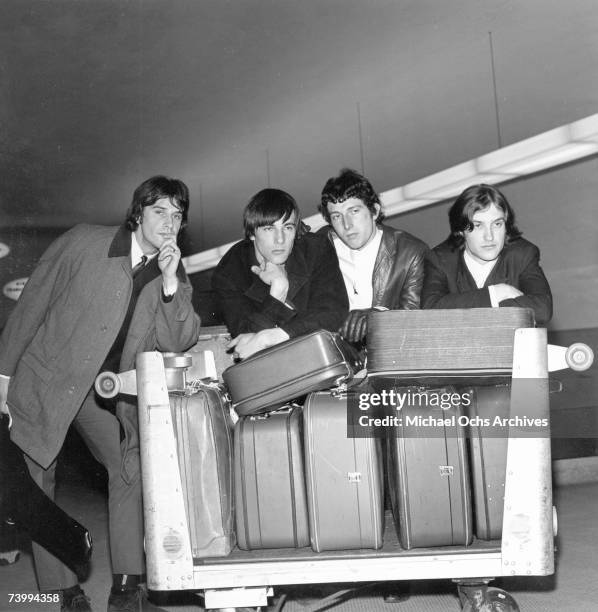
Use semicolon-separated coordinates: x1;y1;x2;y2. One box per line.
108;327;590;610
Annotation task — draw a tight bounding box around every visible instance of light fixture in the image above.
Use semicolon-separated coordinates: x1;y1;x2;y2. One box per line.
183;113;598;274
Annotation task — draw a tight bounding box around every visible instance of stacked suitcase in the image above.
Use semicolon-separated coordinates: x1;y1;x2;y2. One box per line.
367;308;535;545
141;309;534;559
224;330;385;552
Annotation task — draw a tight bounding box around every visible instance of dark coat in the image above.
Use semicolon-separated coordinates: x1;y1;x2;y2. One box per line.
0;224;201;470
319;224;428;310
422;237;553;324
212;232;349;338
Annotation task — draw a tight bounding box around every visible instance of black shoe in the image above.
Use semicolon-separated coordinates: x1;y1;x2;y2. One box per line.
381;581;411;603
383;592;411;603
107;586;167;612
61;585;92;612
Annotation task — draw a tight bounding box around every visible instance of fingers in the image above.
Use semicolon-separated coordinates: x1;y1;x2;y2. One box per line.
227;333;256;360
158;240;180;262
357;314;368;341
348;311;366;342
227;336;239;349
340;311;369;342
340;315;352;340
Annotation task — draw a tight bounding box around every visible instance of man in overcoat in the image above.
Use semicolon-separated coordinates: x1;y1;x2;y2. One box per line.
0;175;200;611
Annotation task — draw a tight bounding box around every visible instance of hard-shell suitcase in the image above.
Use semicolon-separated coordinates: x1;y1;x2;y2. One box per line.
234;406;309;550
170;384;235;558
186;326;235;382
304;391;384;552
386;388;473;549
367;308;535;382
223;330;362;416
465;384;510;540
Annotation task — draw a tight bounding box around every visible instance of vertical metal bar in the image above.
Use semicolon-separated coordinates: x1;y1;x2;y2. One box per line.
357;102;366;175
488;31;503;149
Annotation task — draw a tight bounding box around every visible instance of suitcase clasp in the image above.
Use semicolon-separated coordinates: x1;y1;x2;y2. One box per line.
439;465;454;476
347;472;362;483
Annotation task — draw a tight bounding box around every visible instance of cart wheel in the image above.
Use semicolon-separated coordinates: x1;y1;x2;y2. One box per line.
461;587;520;612
565;342;594;371
94;371;120;398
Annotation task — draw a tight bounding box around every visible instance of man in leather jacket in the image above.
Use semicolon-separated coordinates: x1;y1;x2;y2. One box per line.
318;168;428;342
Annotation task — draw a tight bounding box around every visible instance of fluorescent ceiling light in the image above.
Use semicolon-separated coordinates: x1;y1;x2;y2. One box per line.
183;113;598;274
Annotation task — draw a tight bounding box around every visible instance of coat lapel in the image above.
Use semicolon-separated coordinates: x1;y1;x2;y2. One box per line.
243;240;309;304
372;228;391;299
284;244;309;301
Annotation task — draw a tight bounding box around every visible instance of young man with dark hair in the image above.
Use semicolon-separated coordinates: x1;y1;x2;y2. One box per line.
212;188;348;359
319;168;428;342
422;183;552;324
0;175;200;612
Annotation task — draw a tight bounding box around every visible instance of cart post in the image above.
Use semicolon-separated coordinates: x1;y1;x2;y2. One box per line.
501;328;554;576
136;351;195;590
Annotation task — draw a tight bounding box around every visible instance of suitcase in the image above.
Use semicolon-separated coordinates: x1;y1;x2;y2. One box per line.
186;325;235;382
223;330;363;416
465;384;510;540
367;308;535;383
234;406;310;550
386;387;473;549
170;384;235;558
304;391;384;552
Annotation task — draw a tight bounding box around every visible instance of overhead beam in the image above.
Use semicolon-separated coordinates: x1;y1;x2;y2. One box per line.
183;113;598;275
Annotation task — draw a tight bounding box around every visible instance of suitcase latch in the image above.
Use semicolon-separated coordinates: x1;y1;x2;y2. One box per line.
439;465;454;476
348;472;362;483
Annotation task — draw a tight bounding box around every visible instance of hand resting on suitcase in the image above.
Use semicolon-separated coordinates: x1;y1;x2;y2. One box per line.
228;327;290;360
340;308;373;343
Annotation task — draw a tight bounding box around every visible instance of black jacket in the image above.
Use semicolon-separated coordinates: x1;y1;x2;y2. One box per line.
212;233;349;337
422;237;553;324
319;224;428;310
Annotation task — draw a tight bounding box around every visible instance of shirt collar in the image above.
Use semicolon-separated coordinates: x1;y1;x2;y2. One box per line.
463;248;498;288
131;232;158;267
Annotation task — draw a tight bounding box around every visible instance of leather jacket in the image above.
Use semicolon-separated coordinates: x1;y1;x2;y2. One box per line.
319;224;429;310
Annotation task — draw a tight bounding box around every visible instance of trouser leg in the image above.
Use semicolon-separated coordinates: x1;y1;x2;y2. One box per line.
74;392;144;575
24;455;78;591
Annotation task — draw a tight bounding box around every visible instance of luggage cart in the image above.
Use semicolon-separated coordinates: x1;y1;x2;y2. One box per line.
96;327;594;611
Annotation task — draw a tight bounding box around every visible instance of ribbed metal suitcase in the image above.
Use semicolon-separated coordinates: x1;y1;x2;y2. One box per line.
367;308;534;382
223;330;362;416
170;385;235;558
465;384;510;540
386;388;473;549
234;406;310;550
304;391;384;552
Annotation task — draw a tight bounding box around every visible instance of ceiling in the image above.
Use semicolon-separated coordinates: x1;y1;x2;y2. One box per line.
1;0;597;256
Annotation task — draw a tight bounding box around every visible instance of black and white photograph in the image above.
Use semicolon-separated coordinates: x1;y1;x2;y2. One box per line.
1;1;597;611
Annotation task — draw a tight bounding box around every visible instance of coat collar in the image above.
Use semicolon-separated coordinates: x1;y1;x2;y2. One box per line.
107;224;187;282
107;225;131;258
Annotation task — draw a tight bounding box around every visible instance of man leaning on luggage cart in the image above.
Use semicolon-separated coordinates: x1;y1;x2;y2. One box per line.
422;183;553;323
212;187;348;359
0;176;201;612
317;168;429;603
318;168;429;344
